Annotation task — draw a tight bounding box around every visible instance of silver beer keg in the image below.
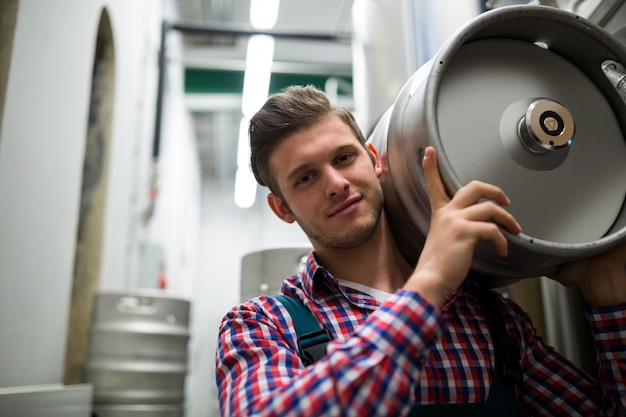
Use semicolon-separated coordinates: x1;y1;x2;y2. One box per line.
368;5;626;281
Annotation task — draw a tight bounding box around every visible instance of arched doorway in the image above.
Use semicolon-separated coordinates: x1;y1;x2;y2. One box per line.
64;7;115;385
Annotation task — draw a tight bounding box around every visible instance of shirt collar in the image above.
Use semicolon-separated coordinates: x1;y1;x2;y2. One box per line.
301;249;477;310
301;251;387;310
302;250;334;297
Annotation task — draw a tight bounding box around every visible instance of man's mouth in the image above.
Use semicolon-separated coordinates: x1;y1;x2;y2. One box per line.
327;195;362;217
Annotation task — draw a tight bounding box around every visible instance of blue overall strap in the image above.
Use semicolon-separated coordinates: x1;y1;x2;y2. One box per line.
274;294;331;366
475;286;523;387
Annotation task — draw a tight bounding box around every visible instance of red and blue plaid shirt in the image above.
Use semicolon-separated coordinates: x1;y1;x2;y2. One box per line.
216;251;626;416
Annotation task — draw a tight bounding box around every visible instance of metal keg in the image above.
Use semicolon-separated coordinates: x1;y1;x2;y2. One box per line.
241;246;311;302
369;5;626;281
91;404;183;417
86;292;190;416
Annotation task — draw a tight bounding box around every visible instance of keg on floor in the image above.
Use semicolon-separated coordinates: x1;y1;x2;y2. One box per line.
86;292;191;417
369;5;626;283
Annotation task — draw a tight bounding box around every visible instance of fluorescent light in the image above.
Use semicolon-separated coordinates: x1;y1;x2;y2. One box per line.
241;35;275;117
234;0;280;208
234;167;257;209
235;117;257;208
236;117;250;169
250;0;280;29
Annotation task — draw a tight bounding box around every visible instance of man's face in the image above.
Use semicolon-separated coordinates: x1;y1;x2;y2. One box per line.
267;114;384;251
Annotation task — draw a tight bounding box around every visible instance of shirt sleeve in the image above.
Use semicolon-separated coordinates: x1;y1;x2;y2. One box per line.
215;290;444;417
515;299;626;416
586;302;626;412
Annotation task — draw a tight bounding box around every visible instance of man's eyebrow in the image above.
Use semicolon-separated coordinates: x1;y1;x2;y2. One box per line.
285;143;359;182
286;162;313;182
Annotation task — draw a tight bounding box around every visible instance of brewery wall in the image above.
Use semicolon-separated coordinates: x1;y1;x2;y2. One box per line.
0;0;202;394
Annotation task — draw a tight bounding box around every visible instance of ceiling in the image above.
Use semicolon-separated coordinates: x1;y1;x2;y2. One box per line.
173;0;354;84
171;0;355;183
174;0;353;69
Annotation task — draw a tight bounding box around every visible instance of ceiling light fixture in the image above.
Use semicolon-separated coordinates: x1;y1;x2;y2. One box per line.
234;0;280;208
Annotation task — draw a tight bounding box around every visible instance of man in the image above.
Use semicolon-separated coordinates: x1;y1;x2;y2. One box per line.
216;85;626;416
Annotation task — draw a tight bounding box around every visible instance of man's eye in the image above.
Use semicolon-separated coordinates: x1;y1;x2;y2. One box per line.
336;154;353;164
297;174;313;185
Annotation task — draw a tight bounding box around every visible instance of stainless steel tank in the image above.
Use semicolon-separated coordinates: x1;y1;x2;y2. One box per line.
240;246;311;302
86;291;190;417
368;5;626;281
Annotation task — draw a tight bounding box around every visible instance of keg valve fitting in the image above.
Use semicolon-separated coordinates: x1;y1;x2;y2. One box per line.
518;99;575;153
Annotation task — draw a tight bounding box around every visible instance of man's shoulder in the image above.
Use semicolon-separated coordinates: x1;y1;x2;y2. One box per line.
223;274;307;319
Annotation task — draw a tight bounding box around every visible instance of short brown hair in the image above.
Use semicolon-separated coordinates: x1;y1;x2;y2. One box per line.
249;85;366;194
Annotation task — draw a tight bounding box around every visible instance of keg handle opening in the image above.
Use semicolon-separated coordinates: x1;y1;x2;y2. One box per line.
116;295;156;314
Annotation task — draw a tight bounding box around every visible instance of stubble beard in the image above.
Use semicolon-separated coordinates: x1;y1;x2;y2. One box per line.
297;185;385;249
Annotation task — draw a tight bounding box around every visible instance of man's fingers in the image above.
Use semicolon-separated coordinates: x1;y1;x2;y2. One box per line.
422;146;450;211
422;147;512;211
463;201;522;235
422;145;522;249
453;181;512;209
475;222;510;256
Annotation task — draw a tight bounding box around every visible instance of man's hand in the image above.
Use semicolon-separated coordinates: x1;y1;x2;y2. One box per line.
404;147;522;309
550;241;626;307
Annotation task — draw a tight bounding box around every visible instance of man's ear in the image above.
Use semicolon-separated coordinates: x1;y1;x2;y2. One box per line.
367;143;383;177
267;192;296;224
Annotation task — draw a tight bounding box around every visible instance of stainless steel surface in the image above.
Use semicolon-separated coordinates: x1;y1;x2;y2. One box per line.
539;277;596;372
92;403;183;417
520;99;574;152
351;0;419;134
438;38;626;245
369;5;626;281
86;292;190;408
0;384;92;417
241;246;311;301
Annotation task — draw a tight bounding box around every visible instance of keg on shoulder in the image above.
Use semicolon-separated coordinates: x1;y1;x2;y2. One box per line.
368;5;626;283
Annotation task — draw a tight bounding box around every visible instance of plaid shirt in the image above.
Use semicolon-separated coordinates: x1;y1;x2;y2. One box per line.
216;251;626;416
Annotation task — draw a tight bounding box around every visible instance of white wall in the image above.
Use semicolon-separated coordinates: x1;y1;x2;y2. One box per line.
0;0;201;390
138;29;202;298
1;0;108;387
99;0;165;292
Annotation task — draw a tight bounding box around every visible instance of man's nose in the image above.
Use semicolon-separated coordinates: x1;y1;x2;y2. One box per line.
325;168;349;198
